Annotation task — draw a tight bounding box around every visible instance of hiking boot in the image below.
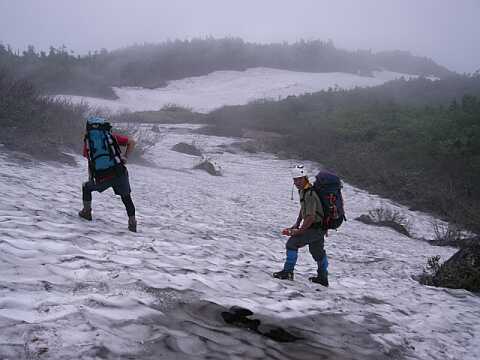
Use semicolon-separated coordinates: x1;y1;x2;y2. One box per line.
273;270;294;280
309;273;329;287
78;208;92;221
128;217;137;232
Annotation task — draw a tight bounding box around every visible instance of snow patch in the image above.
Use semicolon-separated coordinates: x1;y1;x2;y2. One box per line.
0;124;478;359
58;67;423;113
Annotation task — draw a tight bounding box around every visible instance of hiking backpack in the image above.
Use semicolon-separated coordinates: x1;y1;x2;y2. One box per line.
84;117;124;181
312;171;346;230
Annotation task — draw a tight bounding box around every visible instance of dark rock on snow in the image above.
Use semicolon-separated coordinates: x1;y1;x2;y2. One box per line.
221;306;302;343
426;238;480;292
171;142;203;156
194;158;222;176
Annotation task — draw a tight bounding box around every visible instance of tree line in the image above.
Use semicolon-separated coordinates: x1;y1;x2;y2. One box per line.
0;37;453;98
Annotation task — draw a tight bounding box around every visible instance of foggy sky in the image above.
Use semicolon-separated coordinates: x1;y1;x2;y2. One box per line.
0;0;479;73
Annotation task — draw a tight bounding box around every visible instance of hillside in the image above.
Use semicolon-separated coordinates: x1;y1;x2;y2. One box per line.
0;124;478;359
0;38;453;98
203;74;480;232
60;68;425;113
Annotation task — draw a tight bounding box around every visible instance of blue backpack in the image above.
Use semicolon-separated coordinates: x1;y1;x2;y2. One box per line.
85;116;124;181
312;171;346;230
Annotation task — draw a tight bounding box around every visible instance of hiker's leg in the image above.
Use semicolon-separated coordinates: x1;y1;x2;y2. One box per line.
82;181;94;203
308;231;329;286
121;194;135;217
113;173;137;232
82;179;110;202
113;173;134;216
79;180;112;220
112;172;132;201
283;233;310;272
122;194;137;232
79;181;95;220
308;237;327;272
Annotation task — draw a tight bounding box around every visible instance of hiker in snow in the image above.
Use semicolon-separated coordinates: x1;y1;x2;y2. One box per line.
273;165;329;286
78;116;138;232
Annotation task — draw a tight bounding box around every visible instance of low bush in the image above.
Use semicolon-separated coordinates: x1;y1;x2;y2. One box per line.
355;207;411;237
160;103;193;112
110;109;205;124
0;70;87;163
112;123;163;164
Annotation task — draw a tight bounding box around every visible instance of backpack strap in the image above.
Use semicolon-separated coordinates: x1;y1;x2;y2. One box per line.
108;133;123;165
301;187;324;221
84;134;95;181
300;187;315;201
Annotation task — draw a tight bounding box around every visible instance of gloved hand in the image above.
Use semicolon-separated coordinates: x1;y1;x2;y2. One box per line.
282;228;292;236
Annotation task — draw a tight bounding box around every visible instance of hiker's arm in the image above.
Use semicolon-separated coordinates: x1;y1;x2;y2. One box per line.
291;215;315;235
124;138;136;161
291;210;302;229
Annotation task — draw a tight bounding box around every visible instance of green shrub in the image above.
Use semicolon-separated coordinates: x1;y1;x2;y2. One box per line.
0;70;87;162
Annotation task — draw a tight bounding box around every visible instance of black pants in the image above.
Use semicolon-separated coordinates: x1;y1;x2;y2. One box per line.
82;173;135;217
286;228;326;262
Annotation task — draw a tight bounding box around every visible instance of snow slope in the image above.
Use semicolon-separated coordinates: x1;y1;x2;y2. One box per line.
0;124;479;359
60;68;422;113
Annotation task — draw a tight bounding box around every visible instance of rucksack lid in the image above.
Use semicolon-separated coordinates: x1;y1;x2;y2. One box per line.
87;115;106;125
87;116;112;132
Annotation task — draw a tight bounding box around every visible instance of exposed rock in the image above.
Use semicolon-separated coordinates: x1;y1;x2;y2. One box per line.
229;306;253;317
236;140;259;153
221;311;260;331
429;237;479;248
194;158;222;176
356;214;375;224
424;238;480;292
221;306;301;343
171;142;203;156
262;326;302;343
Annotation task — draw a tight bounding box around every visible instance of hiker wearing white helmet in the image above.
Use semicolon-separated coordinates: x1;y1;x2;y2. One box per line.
273;164;329;286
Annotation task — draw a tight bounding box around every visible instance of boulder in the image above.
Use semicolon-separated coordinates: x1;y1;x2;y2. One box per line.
428;238;480;292
171;142;202;156
194;158;222;176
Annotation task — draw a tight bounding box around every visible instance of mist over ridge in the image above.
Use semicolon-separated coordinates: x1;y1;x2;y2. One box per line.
0;37;453;99
1;0;478;73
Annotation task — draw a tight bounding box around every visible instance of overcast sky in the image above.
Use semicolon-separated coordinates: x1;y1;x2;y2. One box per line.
0;0;479;73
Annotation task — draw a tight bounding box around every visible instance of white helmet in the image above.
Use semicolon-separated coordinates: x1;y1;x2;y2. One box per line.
291;164;307;179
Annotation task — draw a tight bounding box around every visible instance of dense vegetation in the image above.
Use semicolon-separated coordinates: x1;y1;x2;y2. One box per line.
0;71;202;163
0;70;85;162
204;75;480;232
110;106;206;124
0;38;452;99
